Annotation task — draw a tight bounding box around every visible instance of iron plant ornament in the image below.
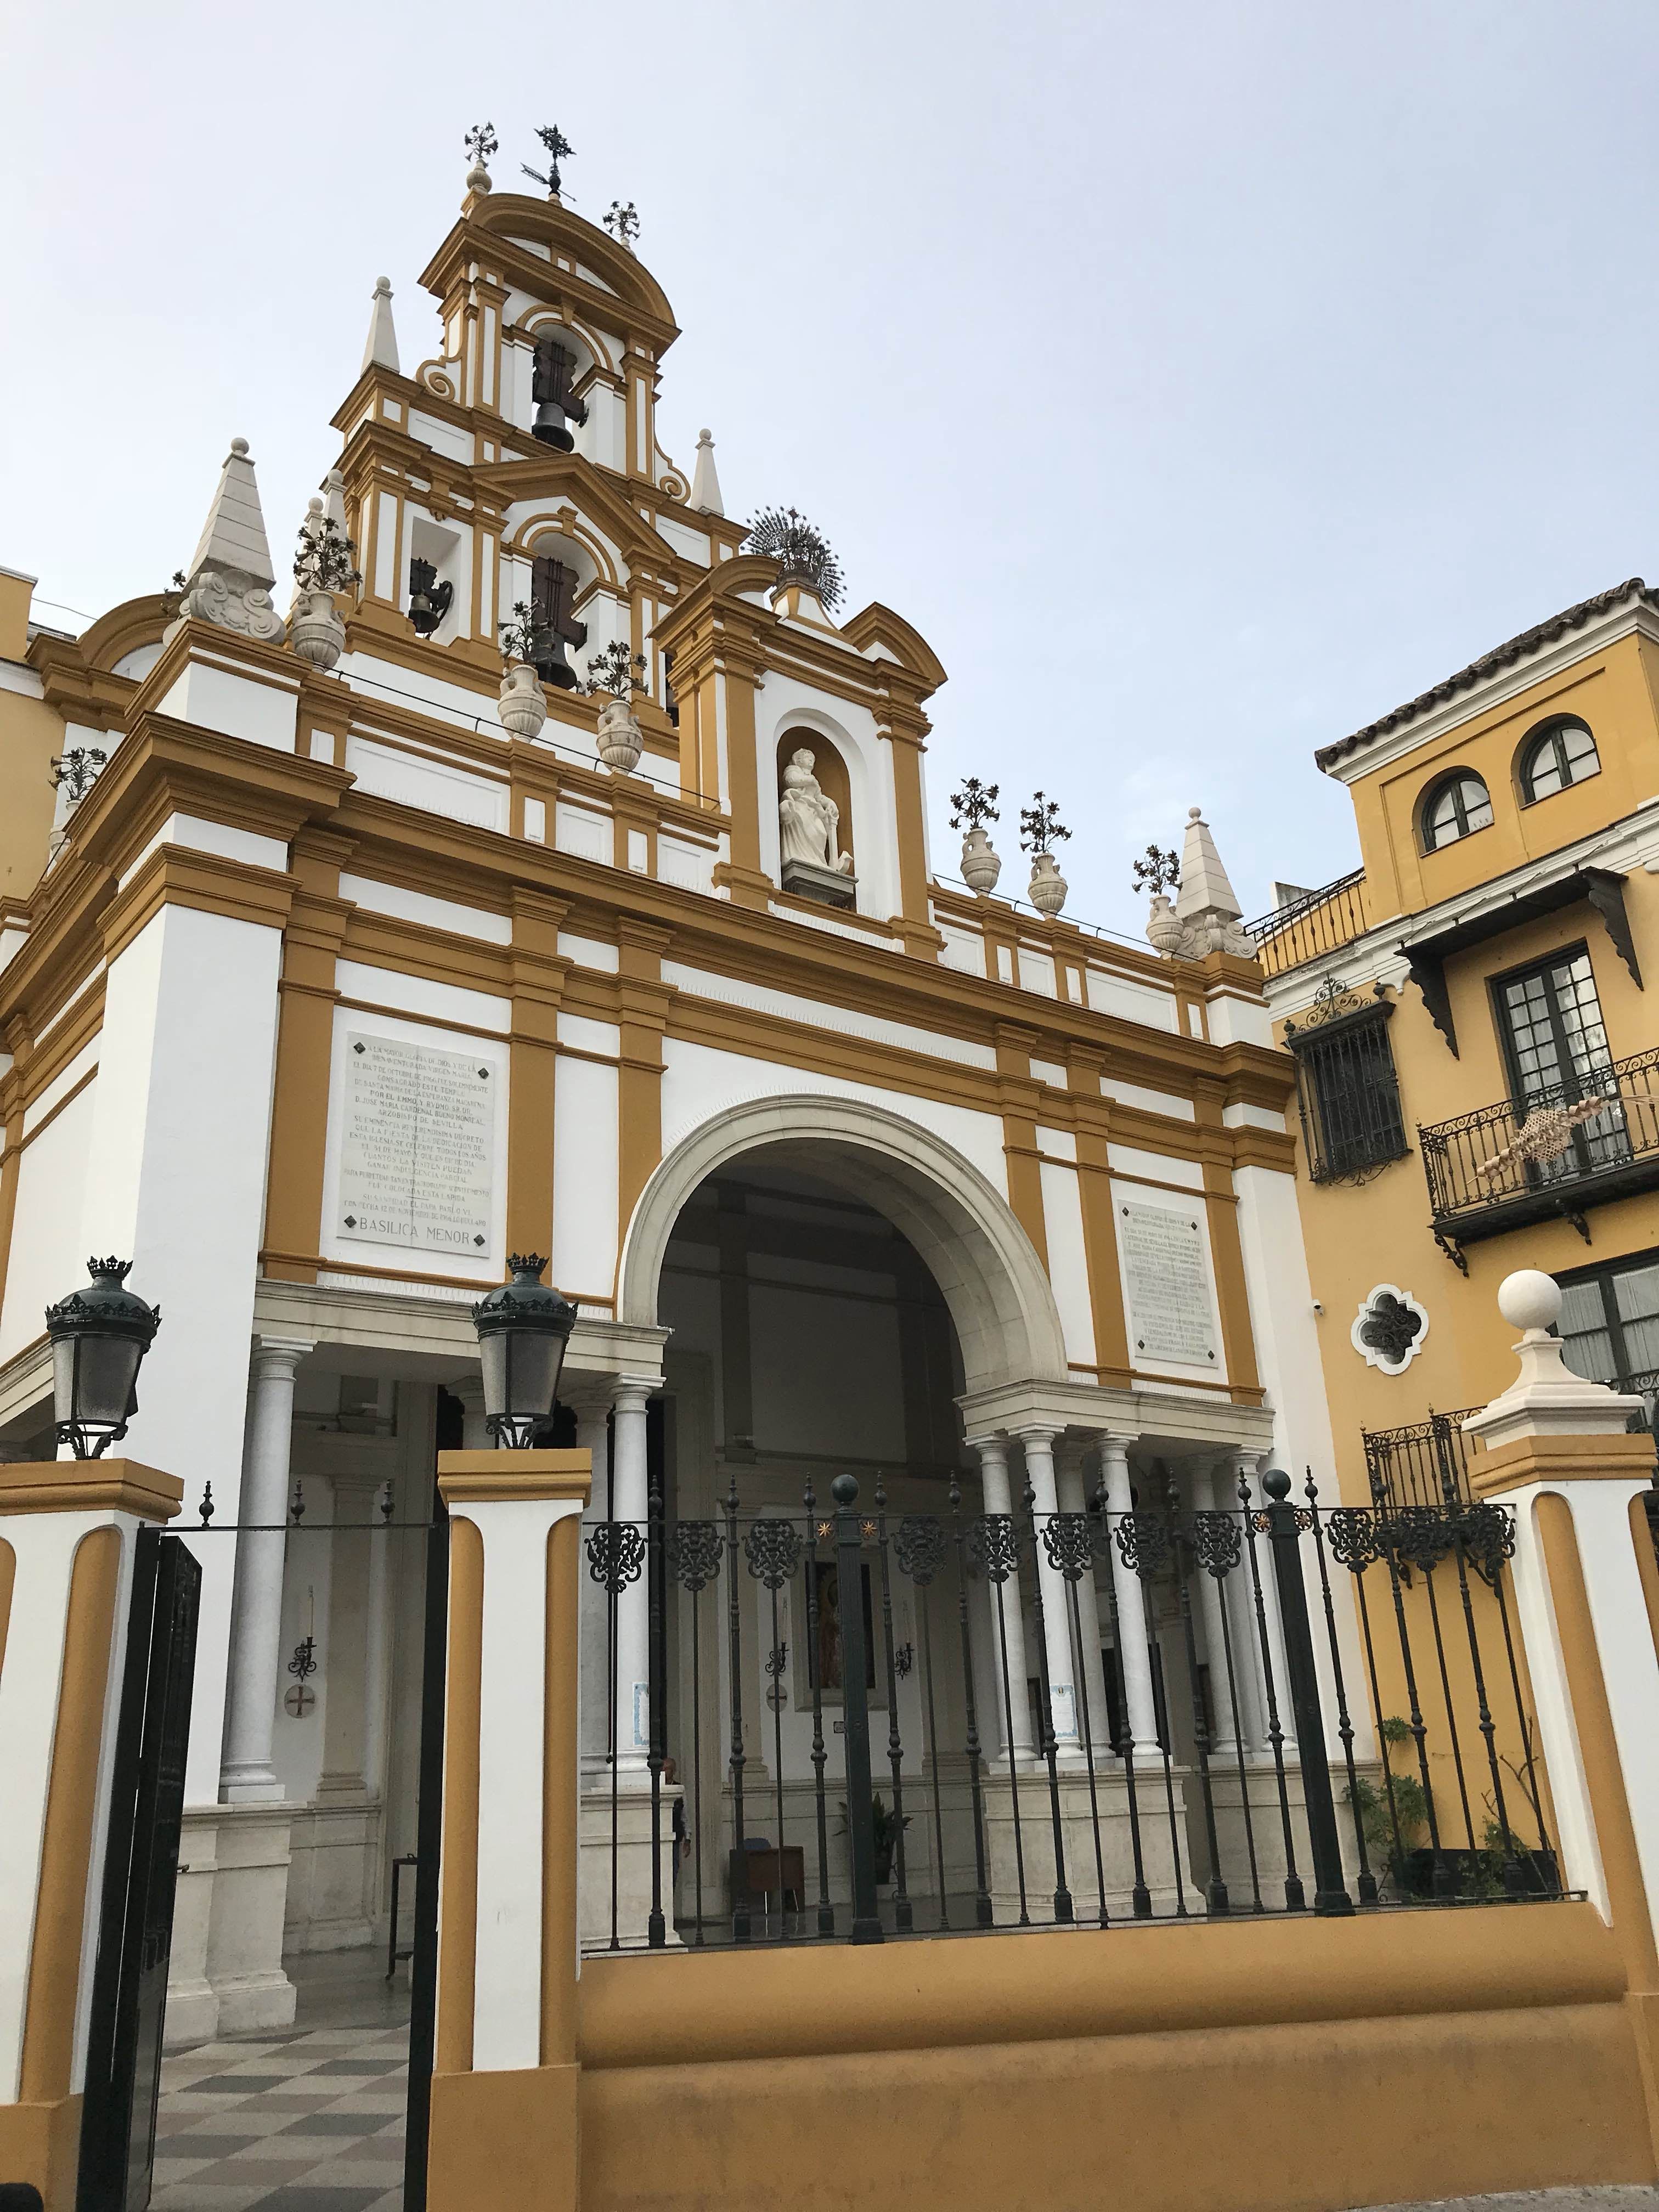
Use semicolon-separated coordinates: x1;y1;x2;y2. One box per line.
1019;793;1071;854
948;778;1000;832
465;122;499;168
1131;843;1181;899
523;124;574;197
743;506;845;613
603;200;640;247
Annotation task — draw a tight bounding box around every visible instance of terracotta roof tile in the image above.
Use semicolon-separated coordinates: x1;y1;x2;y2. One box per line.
1316;578;1657;772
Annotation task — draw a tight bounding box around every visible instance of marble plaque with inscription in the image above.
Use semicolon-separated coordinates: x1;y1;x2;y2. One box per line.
1119;1201;1217;1367
338;1032;495;1260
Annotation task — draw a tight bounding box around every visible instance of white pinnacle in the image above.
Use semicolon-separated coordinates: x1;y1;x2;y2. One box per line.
362;276;400;374
186;437;277;591
690;427;724;516
1174;804;1243;926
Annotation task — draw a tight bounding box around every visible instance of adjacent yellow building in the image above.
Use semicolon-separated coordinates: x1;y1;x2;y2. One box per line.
1257;578;1659;1508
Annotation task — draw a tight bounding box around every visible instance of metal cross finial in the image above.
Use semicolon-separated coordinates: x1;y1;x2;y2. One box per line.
604;200;640;248
464;122;498;168
523;123;574;197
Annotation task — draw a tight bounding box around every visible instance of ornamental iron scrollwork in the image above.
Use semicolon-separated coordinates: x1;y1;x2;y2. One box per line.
744;1516;803;1590
586;1519;646;1594
1114;1508;1171;1581
968;1512;1021;1584
1282;974;1389;1039
1389;1504;1455;1576
1041;1511;1095;1582
1325;1506;1380;1574
669;1519;724;1593
1352;1284;1429;1374
894;1513;947;1586
1457;1500;1516;1581
1189;1508;1242;1578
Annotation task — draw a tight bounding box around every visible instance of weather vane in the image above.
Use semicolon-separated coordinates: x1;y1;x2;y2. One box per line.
603;200;640;249
523;124;574;198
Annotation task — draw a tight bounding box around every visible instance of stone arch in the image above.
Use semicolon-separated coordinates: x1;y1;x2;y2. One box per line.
620;1094;1068;1392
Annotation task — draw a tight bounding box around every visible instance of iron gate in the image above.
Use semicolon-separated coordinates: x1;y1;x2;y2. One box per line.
76;1527;201;2212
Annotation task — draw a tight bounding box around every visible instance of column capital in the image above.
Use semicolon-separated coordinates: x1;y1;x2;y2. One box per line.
611;1376;659;1415
964;1431;1009;1461
1097;1430;1137;1458
1009;1423;1059;1449
251;1334;314;1381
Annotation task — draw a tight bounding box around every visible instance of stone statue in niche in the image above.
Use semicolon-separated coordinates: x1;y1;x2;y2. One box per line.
778;747;857;909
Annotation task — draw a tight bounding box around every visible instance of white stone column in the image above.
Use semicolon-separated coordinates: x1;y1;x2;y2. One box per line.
1056;1438;1111;1764
454;1371;489;1452
361;1476;393;1799
1015;1427;1080;1756
611;1380;654;1778
1189;1456;1242;1756
973;1437;1035;1764
573;1401;612;1774
1097;1434;1159;1757
220;1338;313;1802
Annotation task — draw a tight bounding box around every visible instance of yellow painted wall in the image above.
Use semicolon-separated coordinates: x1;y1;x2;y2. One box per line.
0;573;64;903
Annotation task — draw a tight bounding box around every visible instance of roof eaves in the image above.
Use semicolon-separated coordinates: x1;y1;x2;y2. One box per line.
1316;579;1657;773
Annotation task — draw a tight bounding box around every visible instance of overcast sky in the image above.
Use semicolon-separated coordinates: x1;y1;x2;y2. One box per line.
8;2;1659;939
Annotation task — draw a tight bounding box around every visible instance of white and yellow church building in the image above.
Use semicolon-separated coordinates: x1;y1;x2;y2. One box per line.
0;140;1341;2043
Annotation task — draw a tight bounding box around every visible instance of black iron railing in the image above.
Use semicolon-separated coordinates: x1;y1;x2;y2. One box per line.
588;1467;1563;1954
1362;1409;1486;1513
1419;1048;1659;1250
1245;871;1368;979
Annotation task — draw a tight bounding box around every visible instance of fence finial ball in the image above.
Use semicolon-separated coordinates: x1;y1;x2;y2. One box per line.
1498;1268;1561;1334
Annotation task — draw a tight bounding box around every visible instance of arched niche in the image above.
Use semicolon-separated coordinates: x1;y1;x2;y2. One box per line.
776;727;855;870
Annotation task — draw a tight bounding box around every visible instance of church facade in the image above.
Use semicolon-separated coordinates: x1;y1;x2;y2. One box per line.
0;141;1345;2039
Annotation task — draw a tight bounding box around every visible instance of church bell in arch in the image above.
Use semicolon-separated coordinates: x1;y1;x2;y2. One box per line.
531;335;588;452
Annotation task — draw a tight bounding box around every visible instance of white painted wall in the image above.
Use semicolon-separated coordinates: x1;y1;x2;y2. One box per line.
76;902;285;1803
0;1079;96;1360
551;1055;619;1300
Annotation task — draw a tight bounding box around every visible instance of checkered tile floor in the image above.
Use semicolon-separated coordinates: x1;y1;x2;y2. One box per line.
153;2022;409;2211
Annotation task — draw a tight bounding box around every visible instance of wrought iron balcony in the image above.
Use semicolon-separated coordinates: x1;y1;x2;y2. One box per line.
1245;870;1367;979
1419;1047;1659;1262
1363;1368;1657;1516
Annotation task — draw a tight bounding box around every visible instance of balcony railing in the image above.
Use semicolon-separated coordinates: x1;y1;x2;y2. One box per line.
1245;870;1367;979
1363;1369;1657;1516
1418;1047;1659;1254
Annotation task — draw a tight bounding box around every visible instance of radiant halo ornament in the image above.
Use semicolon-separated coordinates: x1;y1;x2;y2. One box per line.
1350;1284;1429;1376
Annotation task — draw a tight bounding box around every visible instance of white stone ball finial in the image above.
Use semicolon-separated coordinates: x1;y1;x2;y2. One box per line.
374;276;392;297
1498;1268;1561;1335
229;436;250;458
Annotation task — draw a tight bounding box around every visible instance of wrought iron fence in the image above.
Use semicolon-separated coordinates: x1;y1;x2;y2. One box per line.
1245;871;1368;979
1419;1047;1659;1242
585;1466;1561;1953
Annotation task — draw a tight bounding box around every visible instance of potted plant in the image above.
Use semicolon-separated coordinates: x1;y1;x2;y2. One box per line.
289;500;359;672
1019;793;1071;918
498;603;549;739
585;640;648;774
1133;843;1183;955
950;777;1002;894
838;1791;911;1886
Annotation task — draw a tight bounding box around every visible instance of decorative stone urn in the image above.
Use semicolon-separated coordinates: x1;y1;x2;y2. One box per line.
499;662;548;740
1027;851;1068;918
288;588;346;673
595;694;644;775
960;826;1002;895
1146;894;1184;956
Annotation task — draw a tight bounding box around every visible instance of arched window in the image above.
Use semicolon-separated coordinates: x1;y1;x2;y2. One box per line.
1421;772;1494;852
1519;717;1600;804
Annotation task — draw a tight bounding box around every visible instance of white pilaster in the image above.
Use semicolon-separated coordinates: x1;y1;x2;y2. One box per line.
973;1437;1035;1764
611;1380;653;1775
220;1338;312;1803
1097;1434;1159;1757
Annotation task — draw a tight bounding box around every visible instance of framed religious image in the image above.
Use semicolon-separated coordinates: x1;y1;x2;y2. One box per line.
794;1558;885;1709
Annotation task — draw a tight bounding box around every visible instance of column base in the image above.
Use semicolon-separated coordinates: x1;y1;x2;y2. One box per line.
578;1782;684;1950
167;1805;297;2047
983;1768;1188;1922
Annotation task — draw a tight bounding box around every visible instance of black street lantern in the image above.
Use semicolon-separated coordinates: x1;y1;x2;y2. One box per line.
45;1257;161;1460
471;1254;575;1449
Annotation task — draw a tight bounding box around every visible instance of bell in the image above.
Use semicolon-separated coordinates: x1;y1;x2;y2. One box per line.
532;399;575;452
539;640;579;690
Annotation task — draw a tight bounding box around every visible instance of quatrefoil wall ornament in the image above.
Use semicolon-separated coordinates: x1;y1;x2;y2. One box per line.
1350;1283;1430;1376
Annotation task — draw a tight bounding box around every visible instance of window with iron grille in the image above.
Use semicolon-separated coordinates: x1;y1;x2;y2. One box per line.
1284;985;1408;1184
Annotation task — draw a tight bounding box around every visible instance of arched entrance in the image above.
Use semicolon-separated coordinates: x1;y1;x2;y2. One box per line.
607;1097;1080;1938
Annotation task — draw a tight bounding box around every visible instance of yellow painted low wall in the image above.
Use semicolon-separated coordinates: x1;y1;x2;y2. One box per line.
564;1905;1651;2212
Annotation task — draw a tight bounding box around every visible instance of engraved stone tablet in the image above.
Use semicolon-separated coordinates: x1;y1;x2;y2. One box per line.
338;1032;495;1259
1119;1202;1217;1367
